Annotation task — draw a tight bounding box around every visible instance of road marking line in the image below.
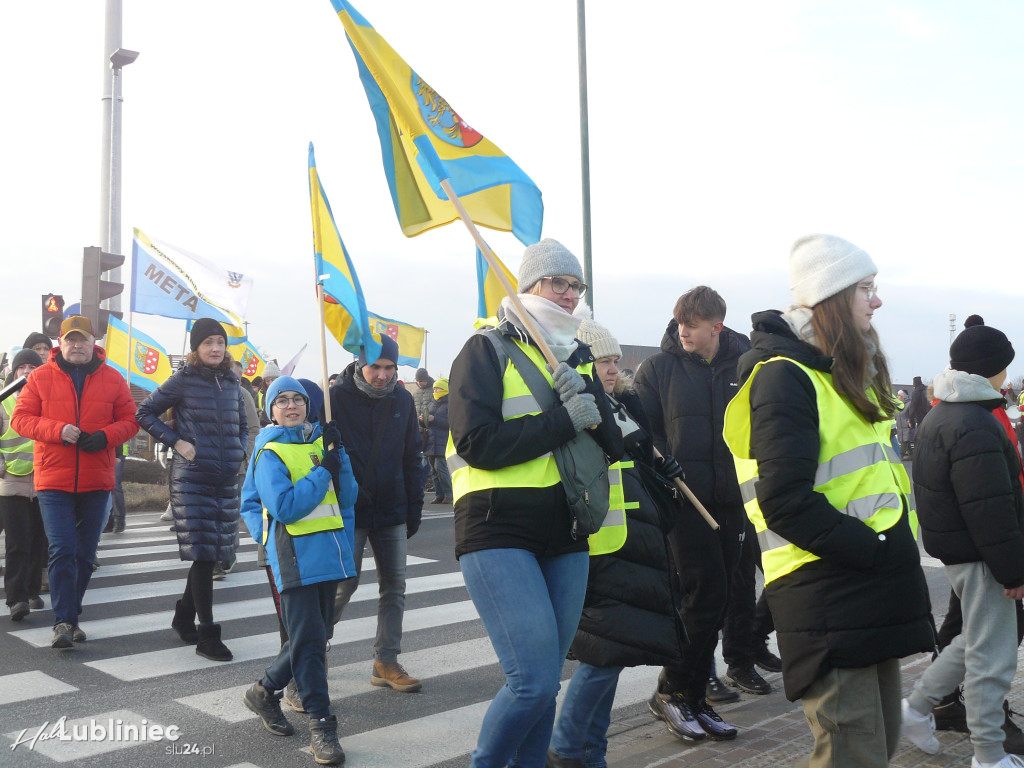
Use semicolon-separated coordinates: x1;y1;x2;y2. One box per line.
0;671;78;706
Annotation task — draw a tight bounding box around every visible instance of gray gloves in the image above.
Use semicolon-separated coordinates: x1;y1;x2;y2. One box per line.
564;393;600;432
549;362;585;403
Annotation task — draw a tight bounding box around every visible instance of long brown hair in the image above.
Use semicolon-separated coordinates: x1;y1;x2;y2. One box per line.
810;285;897;422
185;349;234;372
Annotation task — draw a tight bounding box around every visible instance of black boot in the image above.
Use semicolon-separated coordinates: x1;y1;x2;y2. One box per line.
171;600;199;644
242;682;295;736
195;623;232;661
112;514;125;534
102;517;115;533
309;715;346;765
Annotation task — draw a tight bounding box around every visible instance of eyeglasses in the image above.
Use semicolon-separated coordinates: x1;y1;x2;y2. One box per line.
272;395;306;409
543;276;588;297
857;282;878;300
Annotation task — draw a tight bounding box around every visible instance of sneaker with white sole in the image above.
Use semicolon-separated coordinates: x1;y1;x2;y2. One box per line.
902;698;940;754
972;755;1024;767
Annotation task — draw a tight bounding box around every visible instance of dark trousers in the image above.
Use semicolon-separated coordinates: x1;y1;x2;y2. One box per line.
722;516;759;668
110;458;126;519
0;495;47;605
661;505;745;700
262;580;338;720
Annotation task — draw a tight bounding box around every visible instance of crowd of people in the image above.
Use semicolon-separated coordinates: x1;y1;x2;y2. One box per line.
2;231;1024;768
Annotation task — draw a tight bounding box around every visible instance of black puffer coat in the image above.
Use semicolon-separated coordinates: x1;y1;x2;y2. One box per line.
136;361;246;561
739;310;934;701
913;368;1024;588
423;395;449;456
633;320;749;515
570;389;687;668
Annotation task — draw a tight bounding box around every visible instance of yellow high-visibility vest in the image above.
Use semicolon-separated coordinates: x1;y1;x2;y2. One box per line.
1;398;34;476
257;438;343;543
446;338;593;502
587;460;636;555
723;356;913;584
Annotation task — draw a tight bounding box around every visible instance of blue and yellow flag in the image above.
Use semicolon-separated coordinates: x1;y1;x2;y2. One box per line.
185;317;246;346
367;312;425;367
228;338;267;379
105;316;174;392
329;0;543;245
475;247;518;321
308;143;381;365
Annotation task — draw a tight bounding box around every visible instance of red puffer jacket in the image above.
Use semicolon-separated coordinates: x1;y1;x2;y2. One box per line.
12;347;138;492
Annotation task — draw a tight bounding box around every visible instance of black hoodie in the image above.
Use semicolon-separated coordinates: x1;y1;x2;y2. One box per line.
737;310;934;701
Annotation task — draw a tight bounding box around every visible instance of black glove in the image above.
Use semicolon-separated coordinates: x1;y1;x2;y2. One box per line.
406;514;421;538
77;431;109;453
322;421;343;450
654;454;684;482
320;448;343;476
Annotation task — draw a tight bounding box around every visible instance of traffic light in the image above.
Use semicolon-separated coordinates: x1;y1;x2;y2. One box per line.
42;294;65;338
81;246;125;337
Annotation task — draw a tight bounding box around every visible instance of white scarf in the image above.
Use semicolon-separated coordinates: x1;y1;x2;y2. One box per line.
782;304;878;383
500;294;581;362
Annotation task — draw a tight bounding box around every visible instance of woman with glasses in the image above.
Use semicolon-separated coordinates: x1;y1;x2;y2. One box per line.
137;318;247;662
447;239;623;767
722;235;933;767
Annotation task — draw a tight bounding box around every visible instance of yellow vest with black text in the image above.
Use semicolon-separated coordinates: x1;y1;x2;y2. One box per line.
1;398;34;476
258;438;343;543
587;460;636;555
445;339;593;502
723;356;912;585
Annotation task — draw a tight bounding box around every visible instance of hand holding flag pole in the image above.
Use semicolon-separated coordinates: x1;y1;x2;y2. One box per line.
437;177;719;530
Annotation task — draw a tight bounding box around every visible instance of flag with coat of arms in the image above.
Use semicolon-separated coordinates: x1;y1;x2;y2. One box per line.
104;316;173;392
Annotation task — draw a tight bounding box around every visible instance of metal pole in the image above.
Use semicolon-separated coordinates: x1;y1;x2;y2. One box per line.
423;329;429;372
577;0;594;310
100;0;121;310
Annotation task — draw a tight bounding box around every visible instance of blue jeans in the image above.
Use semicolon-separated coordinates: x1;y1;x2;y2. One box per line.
37;489;110;626
333;524;407;663
460;548;589;768
551;663;622;768
428;455;451;501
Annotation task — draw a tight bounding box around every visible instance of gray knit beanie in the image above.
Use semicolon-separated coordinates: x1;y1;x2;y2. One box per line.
577;319;622;361
789;234;877;307
518;238;584;293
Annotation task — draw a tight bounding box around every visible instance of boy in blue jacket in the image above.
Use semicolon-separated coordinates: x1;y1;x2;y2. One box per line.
240;376;357;766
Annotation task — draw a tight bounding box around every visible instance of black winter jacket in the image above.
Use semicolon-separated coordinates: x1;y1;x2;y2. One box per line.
570;389;687;668
633;320;749;515
912;369;1024;589
136;362;246;562
329;362;426;531
423;395;449;456
739;310;934;701
448;323;623;559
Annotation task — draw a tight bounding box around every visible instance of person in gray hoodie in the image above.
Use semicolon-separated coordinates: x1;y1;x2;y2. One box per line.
901;322;1024;768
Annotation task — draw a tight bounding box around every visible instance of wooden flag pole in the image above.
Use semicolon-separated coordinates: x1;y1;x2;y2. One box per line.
316;283;333;426
437;178;718;530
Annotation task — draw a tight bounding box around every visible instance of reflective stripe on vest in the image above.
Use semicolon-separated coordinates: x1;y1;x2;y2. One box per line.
257;438;343;542
723;356;913;584
446;339;593;502
1;398;34;476
588;460;636;555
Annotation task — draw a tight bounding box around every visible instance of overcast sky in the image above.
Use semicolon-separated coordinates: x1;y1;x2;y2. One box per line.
2;1;1022;387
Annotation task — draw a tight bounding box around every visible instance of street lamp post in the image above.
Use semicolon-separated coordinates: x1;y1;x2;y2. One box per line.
949;313;956;346
99;0;137;315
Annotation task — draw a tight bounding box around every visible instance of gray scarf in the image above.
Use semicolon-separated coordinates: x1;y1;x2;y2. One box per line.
353;365;397;399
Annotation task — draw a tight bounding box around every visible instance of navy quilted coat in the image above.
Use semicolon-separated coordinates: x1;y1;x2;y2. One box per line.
136;362;246;561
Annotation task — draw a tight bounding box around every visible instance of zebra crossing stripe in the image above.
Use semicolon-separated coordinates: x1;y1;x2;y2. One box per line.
10;571;467;647
89;550;259;580
0;671;78;706
84;601;481;681
176;635;498;722
0;556;436;617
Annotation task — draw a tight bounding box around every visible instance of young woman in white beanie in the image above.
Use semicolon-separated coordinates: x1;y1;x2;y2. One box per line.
447;239;623;768
722;234;934;767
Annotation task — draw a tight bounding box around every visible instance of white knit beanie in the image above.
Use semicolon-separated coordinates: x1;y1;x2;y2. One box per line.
577;319;622;361
789;234;877;307
518;238;584;293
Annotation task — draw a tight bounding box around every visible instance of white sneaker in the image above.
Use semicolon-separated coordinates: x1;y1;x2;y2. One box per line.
160;507;173;522
972;755;1024;767
902;698;940;754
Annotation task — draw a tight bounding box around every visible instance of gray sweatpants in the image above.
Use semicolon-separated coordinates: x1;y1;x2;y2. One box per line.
908;561;1017;765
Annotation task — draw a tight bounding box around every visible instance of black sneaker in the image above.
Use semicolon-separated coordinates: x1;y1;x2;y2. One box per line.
309;715;346;765
1004;701;1024;755
706;675;740;703
693;698;739;741
28;596;44;610
753;645;783;673
243;682;295;736
648;691;706;742
932;691;968;733
72;626;87;642
10;602;30;622
726;665;771;695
